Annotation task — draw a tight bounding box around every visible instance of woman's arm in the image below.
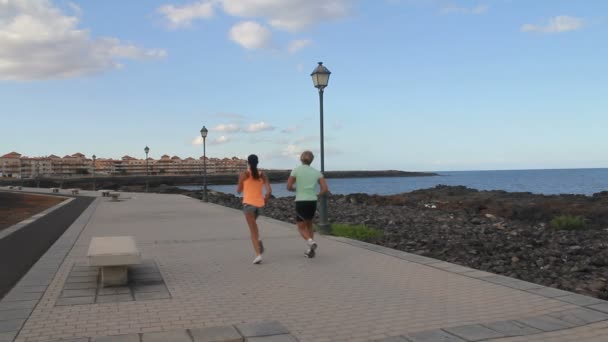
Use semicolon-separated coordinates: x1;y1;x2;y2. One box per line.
236;171;247;194
263;173;272;200
318;177;329;196
287;176;296;192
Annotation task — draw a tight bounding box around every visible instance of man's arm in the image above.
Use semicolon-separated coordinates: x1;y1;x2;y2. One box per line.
318;177;329;196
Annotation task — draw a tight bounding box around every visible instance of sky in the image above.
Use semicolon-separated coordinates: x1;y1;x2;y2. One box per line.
1;0;607;172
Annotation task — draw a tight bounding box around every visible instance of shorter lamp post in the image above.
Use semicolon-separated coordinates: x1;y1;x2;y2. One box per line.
311;61;331;234
92;154;96;191
144;146;150;193
200;126;208;202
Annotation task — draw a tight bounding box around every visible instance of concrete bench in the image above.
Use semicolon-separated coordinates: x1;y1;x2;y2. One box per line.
17;186;22;190
8;186;14;189
51;188;59;193
109;192;121;201
99;190;111;197
70;189;79;195
87;236;141;287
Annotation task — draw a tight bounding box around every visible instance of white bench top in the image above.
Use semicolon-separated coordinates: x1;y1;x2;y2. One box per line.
87;236;141;267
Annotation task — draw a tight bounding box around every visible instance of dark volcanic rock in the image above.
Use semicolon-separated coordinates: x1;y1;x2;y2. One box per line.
181;185;608;299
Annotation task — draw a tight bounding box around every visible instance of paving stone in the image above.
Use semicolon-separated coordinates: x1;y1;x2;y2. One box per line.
56;296;95;306
190;326;243;342
406;330;466;342
235;321;289;337
556;294;607;306
96;294;133;303
0;300;37;311
245;335;297;342
98;286;131;295
133;291;170;301
483;275;543;291
142;330;192;342
0;308;32;320
443;324;506;341
92;334;140;342
548;308;608;325
526;287;573;298
66;277;98;284
13;285;47;293
191;325;243;342
515;315;578;332
374;337;411;342
482;320;542;336
54;338;90;342
62;289;97;298
64;282;97;290
133;284;168;293
0;331;17;342
588;303;608;314
0;319;24;333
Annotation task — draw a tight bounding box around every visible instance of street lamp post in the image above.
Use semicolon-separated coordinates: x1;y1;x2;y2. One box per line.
92;154;96;191
144;146;150;193
200;126;208;202
311;62;332;234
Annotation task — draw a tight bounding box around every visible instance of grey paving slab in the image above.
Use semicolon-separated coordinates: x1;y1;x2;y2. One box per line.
1;292;42;301
98;286;131;295
525;286;573;298
132;284;167;293
92;334;140;342
96;294;134;303
245;335;297;342
142;330;192;342
0;308;32;320
481;320;542;337
190;325;243;342
406;330;466;342
556;294;607;306
547;308;608;325
236;321;289;337
64;282;97;290
61;288;97;298
53;338;89;342
133;291;170;301
482;275;544;291
12;285;47;293
0;331;17;342
588;303;608;314
443;324;506;341
55;296;95;306
0;319;24;333
374;337;411;342
516;315;578;332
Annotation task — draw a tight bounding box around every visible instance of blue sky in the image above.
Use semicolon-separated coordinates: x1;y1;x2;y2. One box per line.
1;0;607;171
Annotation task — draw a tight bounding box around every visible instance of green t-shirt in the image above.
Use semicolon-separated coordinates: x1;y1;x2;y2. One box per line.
290;165;323;201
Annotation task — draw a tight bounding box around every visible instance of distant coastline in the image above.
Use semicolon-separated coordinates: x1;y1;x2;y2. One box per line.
0;170;437;189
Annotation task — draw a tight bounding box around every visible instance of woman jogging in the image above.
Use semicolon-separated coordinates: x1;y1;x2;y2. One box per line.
287;151;329;258
237;154;272;264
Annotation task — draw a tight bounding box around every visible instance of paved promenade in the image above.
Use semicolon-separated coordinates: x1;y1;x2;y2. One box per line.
3;188;608;341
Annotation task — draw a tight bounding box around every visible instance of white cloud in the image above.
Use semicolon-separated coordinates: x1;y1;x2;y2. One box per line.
287;39;312;53
0;0;166;81
221;0;353;32
213;123;240;132
157;1;214;29
192;136;204;145
245;121;274;132
281;144;303;158
441;4;488;15
229;21;272;49
210;135;230;145
521;16;584;34
281;125;301;133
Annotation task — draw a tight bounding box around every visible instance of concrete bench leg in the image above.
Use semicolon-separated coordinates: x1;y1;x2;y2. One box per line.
101;266;129;287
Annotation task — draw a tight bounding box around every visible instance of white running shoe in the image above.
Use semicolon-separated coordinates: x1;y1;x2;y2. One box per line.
253;255;262;264
305;241;317;258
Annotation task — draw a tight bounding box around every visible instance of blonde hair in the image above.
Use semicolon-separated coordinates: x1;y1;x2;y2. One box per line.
300;151;314;165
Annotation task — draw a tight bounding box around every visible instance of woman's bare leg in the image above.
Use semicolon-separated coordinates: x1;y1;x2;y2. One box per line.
245;213;261;255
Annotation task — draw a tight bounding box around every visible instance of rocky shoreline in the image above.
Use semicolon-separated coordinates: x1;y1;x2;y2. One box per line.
173;185;608;299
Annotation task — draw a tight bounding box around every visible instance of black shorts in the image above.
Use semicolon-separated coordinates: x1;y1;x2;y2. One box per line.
295;201;317;222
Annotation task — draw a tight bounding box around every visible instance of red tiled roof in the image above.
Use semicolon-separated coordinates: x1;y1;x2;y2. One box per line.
1;152;21;158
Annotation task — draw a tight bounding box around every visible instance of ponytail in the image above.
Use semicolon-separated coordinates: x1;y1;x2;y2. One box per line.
247;154;260;180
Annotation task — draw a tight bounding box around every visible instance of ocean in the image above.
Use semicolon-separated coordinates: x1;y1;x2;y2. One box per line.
179;168;608;198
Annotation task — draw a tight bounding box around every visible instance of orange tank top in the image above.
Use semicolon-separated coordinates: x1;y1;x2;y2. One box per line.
243;171;265;207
